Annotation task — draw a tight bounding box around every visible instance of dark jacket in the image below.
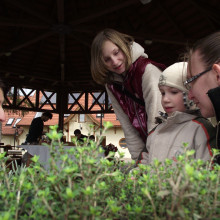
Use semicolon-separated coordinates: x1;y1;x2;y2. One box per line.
77;134;88;143
207;86;220;163
26;117;43;143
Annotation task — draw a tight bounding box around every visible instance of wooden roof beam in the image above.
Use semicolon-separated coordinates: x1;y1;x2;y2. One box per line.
57;0;65;23
57;0;66;82
0;67;58;82
188;0;218;30
7;0;53;24
0;31;55;56
157;0;185;38
27;40;45;74
73;28;190;46
70;32;91;47
0;17;49;29
70;0;138;26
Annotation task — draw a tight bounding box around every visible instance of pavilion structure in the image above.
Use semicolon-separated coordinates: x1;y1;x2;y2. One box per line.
1;0;219;130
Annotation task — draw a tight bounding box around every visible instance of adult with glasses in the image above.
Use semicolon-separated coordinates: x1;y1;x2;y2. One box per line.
184;31;220;162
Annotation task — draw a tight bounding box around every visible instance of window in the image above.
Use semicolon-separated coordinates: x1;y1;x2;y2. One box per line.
13;118;22;128
78;114;85;122
68;93;80;103
92;92;112;105
35;112;42;118
92;92;105;104
6;118;14;126
119;138;127;148
96;113;104;118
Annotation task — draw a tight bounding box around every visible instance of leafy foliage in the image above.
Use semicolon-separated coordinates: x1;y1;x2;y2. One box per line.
0;124;219;219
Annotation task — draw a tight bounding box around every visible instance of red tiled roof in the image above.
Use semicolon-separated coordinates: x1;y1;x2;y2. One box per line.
17;111;59;126
64;94;121;127
2;110;25;135
2;92;121;136
90;106;121;127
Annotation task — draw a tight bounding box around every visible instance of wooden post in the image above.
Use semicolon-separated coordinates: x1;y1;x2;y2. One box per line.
56;88;68;132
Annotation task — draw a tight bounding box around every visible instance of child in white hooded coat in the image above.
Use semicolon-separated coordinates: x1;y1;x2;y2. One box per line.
138;62;216;164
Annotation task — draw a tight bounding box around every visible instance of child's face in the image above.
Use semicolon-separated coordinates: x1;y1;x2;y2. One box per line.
102;40;126;74
159;85;186;117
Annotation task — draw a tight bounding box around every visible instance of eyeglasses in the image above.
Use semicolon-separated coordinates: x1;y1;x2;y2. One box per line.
184;67;212;90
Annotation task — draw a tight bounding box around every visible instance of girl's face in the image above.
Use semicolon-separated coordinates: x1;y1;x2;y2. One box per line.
102;40;126;74
0;88;6;122
159;85;186;117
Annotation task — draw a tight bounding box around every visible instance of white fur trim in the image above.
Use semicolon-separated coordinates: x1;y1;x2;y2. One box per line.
131;42;148;62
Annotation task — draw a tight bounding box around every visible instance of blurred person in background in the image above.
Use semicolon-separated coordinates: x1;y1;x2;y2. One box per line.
24;112;53;145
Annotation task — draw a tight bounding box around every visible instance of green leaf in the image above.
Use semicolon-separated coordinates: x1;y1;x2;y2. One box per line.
66;187;74;199
0;152;6;159
182;142;189;148
63;165;78;174
46;175;57;183
1;212;11;220
83;186;93;195
31;155;40;163
153;158;161;167
125;204;132;211
38;190;45;197
186;149;195;157
103;121;113;129
134;205;142;213
110;205;121;213
185;164;194;176
118;151;125;158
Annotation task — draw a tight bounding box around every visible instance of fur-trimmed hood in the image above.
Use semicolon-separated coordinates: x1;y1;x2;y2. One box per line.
131;42;148;62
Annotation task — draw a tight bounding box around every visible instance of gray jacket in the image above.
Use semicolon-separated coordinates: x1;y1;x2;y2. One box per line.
139;111;216;164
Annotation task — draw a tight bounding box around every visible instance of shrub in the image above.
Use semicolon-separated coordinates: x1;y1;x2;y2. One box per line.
0;124;219;219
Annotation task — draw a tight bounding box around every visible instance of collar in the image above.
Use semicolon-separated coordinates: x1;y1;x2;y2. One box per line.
207;86;220;122
164;111;199;124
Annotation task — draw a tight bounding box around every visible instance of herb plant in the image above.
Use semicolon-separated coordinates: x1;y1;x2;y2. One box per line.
0;123;219;219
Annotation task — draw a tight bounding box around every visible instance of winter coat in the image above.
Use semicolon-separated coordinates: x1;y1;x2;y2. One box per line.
138;111;216;164
207;86;220;164
207;86;220;148
106;42;164;160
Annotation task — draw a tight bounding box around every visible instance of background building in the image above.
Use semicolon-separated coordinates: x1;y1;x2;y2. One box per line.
1;90;131;158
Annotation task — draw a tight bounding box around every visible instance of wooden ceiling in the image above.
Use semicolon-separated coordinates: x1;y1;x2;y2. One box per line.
0;0;219;93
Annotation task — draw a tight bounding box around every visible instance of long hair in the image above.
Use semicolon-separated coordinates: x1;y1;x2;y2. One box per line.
91;28;134;85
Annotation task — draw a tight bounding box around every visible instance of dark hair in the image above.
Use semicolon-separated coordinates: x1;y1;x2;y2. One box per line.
74;129;81;135
42;112;53;119
89;135;95;140
188;31;220;71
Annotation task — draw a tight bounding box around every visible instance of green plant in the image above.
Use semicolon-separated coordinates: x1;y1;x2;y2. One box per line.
0;123;219;219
